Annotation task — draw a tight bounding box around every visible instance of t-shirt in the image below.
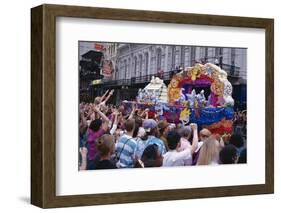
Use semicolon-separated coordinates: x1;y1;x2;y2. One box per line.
146;136;167;156
178;138;193;165
87;128;105;160
134;137;147;160
162;149;192;167
95;160;117;170
178;138;191;152
116;135;137;168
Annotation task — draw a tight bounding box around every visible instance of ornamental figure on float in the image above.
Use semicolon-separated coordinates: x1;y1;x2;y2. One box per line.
167;62;234;108
205;63;234;107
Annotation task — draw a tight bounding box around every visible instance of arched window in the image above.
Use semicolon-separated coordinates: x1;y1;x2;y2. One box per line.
204;47;208;62
190;46;196;65
144;52;149;75
133;56;137;77
171;46;176;69
139;55;143;76
156;48;162;72
124;59;127;79
128;58;131;78
180;46;185;68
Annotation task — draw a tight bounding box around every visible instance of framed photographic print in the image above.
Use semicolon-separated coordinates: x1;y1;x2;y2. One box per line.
31;4;274;208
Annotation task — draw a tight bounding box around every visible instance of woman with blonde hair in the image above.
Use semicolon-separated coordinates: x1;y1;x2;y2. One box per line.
196;136;220;166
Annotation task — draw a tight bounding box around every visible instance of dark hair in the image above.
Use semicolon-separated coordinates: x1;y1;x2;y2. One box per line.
89;119;102;132
124;119;135;132
133;117;142;138
141;144;162;167
229;134;244;148
167;130;181;150
219;144;237;164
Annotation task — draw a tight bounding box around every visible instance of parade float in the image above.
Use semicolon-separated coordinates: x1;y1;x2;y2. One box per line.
123;63;235;134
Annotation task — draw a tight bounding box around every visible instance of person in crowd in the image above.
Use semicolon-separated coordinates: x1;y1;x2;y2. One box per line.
177;126;193;165
109;108;119;135
87;106;110;170
192;128;212;165
115;119;137;168
178;126;192;151
140;144;163;167
229;134;245;155
143;119;167;156
79;147;88;171
219;144;238;164
158;120;170;151
133;117;147;160
238;148;247;163
196;135;220;166
93;134;117;169
162;123;198;167
79;111;88;148
198;128;212;151
228;133;247;163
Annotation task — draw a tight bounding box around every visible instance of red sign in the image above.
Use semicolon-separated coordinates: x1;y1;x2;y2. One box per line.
94;43;104;50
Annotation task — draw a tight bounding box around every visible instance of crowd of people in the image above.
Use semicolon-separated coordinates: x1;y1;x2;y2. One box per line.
79;89;247;170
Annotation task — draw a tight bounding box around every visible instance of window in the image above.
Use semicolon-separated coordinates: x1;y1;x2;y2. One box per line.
134;56;137;77
204;47;208;62
184;47;190;67
139;55;143;76
190;46;196;65
180;46;185;68
171;46;176;69
144;52;149;75
156;48;162;71
231;48;236;64
124;59;127;79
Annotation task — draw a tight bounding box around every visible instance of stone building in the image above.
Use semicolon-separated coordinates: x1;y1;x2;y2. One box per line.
112;44;246;80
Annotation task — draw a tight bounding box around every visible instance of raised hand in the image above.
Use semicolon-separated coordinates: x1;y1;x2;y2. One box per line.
109;89;114;96
79;147;88;159
190;123;198;131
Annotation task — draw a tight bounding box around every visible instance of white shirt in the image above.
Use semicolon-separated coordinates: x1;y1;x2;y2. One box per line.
162;149;192;167
178;138;193;165
178;138;191;152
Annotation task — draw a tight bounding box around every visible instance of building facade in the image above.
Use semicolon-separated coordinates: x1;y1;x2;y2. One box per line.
101;43;247;81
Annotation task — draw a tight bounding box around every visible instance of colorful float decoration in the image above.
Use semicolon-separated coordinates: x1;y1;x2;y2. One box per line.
123;63;235;135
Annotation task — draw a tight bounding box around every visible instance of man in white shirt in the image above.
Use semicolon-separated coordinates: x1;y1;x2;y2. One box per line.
163;123;198;167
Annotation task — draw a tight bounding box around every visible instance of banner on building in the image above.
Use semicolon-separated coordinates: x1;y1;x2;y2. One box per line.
102;60;115;77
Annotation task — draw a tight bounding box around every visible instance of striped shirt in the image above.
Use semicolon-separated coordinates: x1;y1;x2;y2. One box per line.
116;134;137;168
134;137;147;160
146;136;167;156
